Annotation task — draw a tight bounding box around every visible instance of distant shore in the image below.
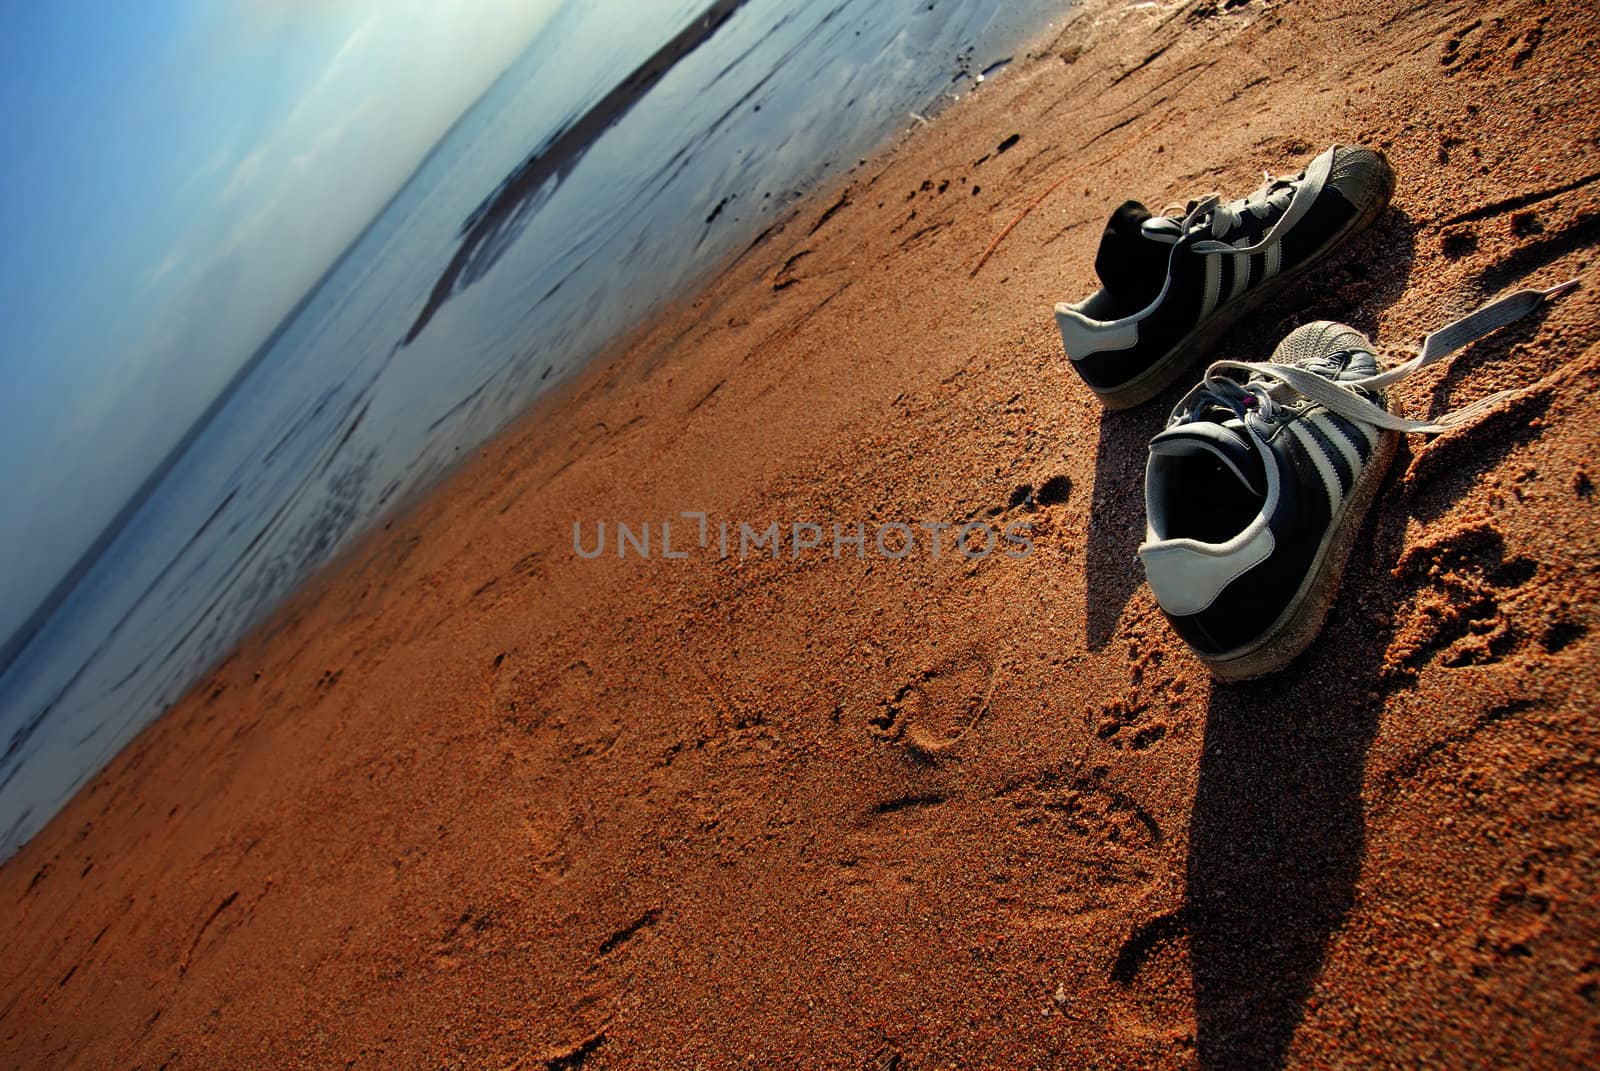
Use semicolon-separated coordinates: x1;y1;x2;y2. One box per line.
3;0;1598;1067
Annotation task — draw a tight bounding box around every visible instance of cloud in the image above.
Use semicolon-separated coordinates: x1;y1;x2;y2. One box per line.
281;14;376;130
144;252;184;289
221;147;267;200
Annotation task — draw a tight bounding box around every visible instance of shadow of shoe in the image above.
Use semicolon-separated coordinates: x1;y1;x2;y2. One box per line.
1083;402;1168;650
1184;481;1408;1069
1232;205;1421;352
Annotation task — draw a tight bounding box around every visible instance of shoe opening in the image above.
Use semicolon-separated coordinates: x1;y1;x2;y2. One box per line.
1147;428;1266;545
1094;200;1171;317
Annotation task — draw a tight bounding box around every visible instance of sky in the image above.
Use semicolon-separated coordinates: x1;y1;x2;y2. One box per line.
0;0;565;652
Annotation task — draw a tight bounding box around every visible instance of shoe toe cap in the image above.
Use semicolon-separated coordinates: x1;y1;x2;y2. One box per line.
1327;143;1397;210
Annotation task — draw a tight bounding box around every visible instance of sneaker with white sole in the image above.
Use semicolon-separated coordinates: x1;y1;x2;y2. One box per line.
1138;280;1578;680
1056;143;1395;410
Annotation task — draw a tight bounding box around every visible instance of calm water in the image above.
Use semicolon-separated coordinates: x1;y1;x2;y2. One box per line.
0;0;1067;858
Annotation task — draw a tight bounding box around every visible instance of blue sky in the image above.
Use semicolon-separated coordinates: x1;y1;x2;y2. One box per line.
0;0;565;650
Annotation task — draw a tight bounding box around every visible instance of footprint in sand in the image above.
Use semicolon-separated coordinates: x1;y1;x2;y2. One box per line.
1085;625;1182;754
521;795;589;880
1093;696;1169;753
1439;19;1484;74
992;763;1165;928
1383;523;1539;680
483;649;534;726
484;651;606;877
1107;908;1196;1045
1440;14;1545;76
484;651;603;734
772;249;812;290
431;908;497;971
868;648;997;756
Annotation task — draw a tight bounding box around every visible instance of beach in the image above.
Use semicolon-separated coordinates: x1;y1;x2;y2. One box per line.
4;0;1599;1065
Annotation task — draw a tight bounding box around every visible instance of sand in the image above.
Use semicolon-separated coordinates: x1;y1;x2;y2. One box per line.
4;0;1599;1066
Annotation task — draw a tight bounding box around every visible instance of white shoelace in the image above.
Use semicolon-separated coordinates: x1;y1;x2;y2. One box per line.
1151;146;1337;256
1203;176;1296;238
1174;279;1580;435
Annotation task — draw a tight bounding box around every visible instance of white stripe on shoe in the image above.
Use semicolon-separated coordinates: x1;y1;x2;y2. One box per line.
1287;418;1345;516
1308;411;1363;480
1200;253;1223;318
1228;238;1251;303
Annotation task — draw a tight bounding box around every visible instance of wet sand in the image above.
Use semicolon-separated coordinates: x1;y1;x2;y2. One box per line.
4;0;1600;1067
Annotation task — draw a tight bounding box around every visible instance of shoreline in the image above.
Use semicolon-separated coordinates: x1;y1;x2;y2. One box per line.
4;0;1599;1067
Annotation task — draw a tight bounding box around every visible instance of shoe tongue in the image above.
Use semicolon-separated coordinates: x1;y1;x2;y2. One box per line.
1150;419;1266;497
1293;348;1380;382
1094;200;1174;315
1140;216;1185;240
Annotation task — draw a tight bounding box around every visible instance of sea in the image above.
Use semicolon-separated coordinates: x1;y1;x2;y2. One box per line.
0;0;1067;859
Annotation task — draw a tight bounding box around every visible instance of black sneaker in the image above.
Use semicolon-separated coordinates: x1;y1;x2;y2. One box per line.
1056;143;1395;410
1137;281;1577;680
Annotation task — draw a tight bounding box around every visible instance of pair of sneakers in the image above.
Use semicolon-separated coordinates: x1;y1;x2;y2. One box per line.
1055;143;1575;680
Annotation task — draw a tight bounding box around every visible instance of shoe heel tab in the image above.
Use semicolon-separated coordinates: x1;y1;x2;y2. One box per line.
1055;297;1139;360
1139;529;1274;617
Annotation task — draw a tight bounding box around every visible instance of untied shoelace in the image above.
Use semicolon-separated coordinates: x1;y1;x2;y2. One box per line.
1173;279;1581;434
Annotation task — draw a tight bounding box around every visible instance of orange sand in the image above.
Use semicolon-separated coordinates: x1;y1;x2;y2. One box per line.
4;0;1599;1067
